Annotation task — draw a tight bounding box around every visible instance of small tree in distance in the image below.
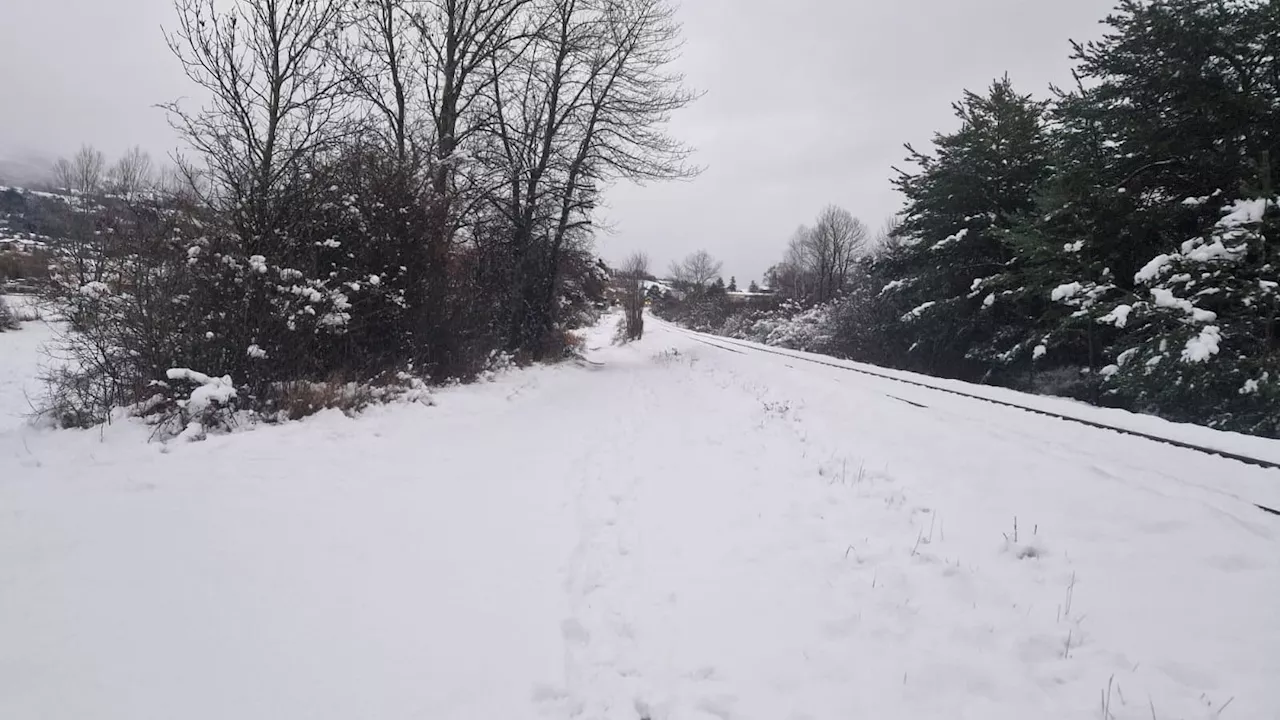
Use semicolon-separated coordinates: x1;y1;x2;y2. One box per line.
52;145;106;194
727;276;737;292
669;250;722;292
619;252;650;342
0;296;19;332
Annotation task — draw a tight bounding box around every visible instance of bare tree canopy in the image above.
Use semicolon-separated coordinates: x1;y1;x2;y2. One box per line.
109;146;154;198
619;251;649;341
669;249;722;290
52;145;106;193
766;205;867;303
164;0;350;231
808;205;867;302
337;0;418;162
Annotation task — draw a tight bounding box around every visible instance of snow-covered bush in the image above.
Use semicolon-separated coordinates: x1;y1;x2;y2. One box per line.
37;148;454;427
0;295;17;331
143;369;242;441
1086;197;1280;436
719;300;836;353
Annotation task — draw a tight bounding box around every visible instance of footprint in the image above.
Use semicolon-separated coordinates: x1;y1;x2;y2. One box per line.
531;684;568;702
1206;554;1262;572
695;695;737;720
561;618;590;645
688;665;719;681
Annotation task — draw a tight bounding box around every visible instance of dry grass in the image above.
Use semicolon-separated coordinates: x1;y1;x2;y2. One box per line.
267;372;434;421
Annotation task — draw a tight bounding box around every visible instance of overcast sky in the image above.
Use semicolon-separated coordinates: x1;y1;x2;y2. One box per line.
1;0;1118;284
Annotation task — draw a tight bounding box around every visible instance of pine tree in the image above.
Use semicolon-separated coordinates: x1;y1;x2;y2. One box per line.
1018;0;1280;433
877;77;1050;380
727;276;738;292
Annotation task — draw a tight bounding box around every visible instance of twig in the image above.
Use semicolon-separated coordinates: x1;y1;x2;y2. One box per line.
1064;572;1076;619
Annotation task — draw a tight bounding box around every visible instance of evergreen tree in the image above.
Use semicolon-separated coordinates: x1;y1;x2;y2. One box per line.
878;76;1050;380
1017;0;1280;433
727;276;738;292
748;280;760;293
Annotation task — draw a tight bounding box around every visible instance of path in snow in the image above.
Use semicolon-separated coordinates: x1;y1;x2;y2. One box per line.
0;314;1276;720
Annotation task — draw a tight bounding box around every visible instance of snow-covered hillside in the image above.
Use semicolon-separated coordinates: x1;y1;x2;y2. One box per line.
1;313;1277;720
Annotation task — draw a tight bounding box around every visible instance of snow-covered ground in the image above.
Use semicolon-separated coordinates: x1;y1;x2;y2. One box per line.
1;313;1277;720
0;295;49;431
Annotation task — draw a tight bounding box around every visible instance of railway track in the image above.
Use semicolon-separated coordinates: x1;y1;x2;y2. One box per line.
656;321;1280;516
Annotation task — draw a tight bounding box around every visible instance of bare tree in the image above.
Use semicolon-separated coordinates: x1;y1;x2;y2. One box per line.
775;225;812;298
486;0;698;351
873;216;904;255
400;0;538;363
670;249;721;290
768;207;866;302
109;146;155;198
337;0;417;162
807;205;867;303
164;0;350;239
53;145;106;193
618;251;649;341
414;0;535;230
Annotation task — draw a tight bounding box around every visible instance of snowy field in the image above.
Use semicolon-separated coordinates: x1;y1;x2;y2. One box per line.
1;312;1278;720
0;295;48;432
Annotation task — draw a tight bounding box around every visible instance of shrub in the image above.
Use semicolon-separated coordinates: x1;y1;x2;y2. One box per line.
0;295;17;331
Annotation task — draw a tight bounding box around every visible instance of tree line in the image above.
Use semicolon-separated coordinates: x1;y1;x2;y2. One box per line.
32;0;695;428
666;0;1280;438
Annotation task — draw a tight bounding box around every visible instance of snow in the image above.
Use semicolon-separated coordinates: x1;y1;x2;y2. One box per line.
1180;238;1245;264
167;368;238;414
1150;288;1216;323
78;281;110;298
165;367;217;385
1032;343;1047;360
1180;325;1222;363
0;298;51;431
1;314;1279;720
930;227;968;251
1216;197;1273;228
901;300;935;321
879;278;910;296
1135;254;1173;284
1050;281;1082;301
1099;304;1132;328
